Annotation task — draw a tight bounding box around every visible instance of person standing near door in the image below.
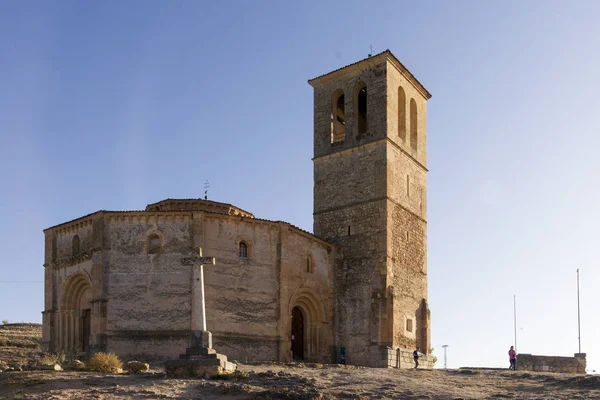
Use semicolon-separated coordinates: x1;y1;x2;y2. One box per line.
413;347;420;369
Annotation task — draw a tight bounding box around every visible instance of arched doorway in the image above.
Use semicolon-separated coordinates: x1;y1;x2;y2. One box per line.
291;306;304;360
59;273;92;354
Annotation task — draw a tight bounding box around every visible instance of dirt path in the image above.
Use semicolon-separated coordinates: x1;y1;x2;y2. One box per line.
2;363;600;399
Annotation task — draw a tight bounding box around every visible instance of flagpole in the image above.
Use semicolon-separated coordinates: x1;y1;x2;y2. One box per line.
514;295;517;353
577;269;581;353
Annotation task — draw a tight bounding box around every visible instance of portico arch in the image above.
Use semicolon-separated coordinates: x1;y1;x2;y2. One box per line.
288;288;326;362
58;272;92;354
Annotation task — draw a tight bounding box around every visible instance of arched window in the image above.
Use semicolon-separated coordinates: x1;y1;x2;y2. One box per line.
330;89;345;144
239;242;248;258
72;235;80;257
148;233;161;254
354;82;367;135
410;98;418;150
398;86;406;141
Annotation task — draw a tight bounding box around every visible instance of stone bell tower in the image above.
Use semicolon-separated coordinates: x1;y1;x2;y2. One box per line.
309;50;432;367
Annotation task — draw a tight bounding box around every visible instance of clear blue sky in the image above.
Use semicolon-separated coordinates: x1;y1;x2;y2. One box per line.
1;1;599;371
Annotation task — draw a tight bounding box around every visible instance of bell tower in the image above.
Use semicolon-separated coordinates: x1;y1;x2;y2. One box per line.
309;50;432;366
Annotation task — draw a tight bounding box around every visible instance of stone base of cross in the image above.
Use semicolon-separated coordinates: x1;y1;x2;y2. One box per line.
164;247;237;378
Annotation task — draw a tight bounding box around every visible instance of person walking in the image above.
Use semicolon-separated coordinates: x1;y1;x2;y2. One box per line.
413;347;420;369
508;346;517;370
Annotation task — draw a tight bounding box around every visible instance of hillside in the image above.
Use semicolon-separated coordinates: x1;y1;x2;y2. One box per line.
0;323;41;365
1;324;600;399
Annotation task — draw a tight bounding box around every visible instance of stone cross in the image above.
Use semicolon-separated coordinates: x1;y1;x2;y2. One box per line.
191;247;216;349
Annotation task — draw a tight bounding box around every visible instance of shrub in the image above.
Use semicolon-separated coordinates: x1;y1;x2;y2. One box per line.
87;352;123;373
39;351;66;366
2;319;8;325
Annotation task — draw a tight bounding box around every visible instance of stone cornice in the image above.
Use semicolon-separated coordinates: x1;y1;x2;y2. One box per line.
48;214;96;235
204;212;335;249
314;196;427;224
312;137;428;173
52;250;95;269
106;211;193;224
308;50;432;101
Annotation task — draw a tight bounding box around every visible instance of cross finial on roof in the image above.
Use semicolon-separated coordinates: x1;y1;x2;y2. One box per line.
203;180;210;200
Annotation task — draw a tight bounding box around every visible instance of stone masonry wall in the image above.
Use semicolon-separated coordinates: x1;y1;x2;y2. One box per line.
202;214;280;362
278;226;335;363
311;53;431;366
518;353;586;374
104;213;193;359
385;60;430;354
313;141;388;365
369;345;434;369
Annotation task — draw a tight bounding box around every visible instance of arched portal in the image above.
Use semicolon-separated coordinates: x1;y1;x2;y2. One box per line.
289;289;326;362
59;273;92;354
291;306;304;360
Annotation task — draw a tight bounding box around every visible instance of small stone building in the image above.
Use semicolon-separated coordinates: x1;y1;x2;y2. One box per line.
42;50;433;367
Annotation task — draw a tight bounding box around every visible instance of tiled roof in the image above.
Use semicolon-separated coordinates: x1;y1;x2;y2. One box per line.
308;49;431;99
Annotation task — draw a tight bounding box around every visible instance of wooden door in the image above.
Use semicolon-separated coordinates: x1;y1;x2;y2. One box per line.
81;309;91;353
291;307;304;361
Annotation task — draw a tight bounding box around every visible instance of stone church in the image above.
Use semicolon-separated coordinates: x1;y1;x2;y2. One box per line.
41;50;432;368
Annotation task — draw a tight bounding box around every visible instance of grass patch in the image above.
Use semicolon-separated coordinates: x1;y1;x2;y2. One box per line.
212;370;249;380
87;352;123;373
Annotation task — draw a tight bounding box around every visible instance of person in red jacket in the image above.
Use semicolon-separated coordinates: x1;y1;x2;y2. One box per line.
508;346;517;370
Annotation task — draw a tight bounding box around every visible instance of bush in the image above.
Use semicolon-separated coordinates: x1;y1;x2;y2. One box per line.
2;319;8;325
87;352;123;373
39;351;67;366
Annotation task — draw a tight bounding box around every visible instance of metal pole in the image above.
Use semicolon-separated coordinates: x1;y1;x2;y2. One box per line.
442;345;448;369
514;295;517;353
577;269;581;353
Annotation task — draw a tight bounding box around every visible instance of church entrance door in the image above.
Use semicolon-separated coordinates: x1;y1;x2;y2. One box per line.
291;306;304;360
81;309;91;353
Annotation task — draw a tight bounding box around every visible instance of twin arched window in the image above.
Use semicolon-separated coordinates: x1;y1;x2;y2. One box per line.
329;81;368;144
398;86;419;151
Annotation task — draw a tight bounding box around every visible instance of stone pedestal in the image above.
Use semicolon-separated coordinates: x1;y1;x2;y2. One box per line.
164;331;236;378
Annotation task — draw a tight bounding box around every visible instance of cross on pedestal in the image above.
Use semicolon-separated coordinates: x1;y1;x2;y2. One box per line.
191;247;216;349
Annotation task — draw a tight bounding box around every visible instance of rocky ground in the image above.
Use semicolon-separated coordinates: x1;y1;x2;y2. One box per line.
2;324;600;399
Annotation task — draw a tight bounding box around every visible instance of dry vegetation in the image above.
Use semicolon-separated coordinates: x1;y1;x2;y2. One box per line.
2;324;600;399
0;323;41;366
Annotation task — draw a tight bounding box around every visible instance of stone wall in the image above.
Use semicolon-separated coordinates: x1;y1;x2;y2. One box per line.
44;206;336;362
518;353;586;374
104;213;194;359
369;345;434;369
